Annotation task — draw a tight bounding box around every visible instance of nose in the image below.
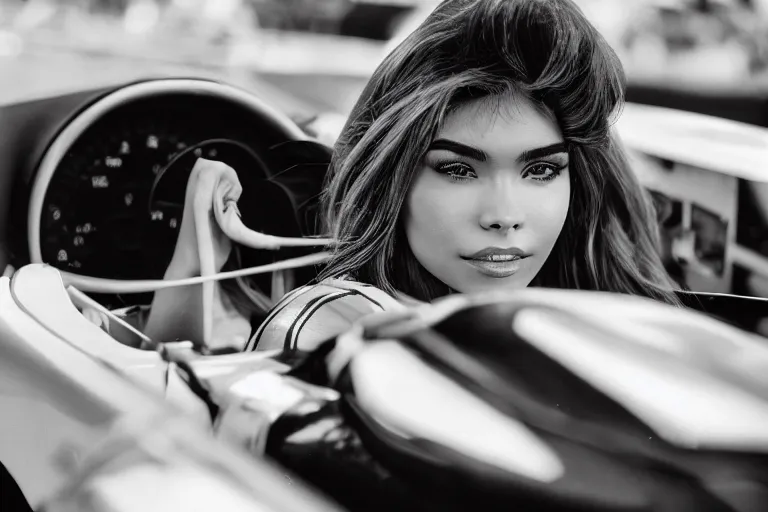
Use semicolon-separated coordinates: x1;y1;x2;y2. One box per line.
479;178;524;232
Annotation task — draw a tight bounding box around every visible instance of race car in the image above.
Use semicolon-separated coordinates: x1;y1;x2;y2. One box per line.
1;73;768;511
5;257;768;511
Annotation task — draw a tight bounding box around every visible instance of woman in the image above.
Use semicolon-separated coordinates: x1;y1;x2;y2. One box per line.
244;0;682;352
147;0;680;351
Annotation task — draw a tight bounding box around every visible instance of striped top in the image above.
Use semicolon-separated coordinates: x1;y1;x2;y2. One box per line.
243;278;410;352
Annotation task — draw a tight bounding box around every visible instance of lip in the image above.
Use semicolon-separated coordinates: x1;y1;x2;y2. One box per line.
461;247;531;278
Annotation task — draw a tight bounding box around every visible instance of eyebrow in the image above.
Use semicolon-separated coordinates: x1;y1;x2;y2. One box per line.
428;139;568;163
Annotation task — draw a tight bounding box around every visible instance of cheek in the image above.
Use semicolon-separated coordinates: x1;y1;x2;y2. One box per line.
404;171;469;251
529;177;571;247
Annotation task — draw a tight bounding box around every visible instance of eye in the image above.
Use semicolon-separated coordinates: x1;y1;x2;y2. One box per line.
434;161;478;182
523;163;565;182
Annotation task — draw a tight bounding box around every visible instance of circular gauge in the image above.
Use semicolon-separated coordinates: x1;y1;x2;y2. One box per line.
28;79;308;305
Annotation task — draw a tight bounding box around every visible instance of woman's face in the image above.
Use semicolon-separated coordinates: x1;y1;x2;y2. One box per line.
403;94;570;295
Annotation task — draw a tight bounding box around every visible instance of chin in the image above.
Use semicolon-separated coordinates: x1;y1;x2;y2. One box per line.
453;274;533;295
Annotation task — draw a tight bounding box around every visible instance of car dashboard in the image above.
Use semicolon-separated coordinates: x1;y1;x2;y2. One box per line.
0;77;318;310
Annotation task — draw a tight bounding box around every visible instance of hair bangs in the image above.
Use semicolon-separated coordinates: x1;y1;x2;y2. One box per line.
426;0;625;146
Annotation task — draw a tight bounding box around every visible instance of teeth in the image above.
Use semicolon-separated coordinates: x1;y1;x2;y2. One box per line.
484;255;518;262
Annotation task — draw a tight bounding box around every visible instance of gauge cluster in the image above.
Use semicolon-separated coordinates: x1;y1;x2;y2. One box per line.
3;78;313;308
40;96;271;280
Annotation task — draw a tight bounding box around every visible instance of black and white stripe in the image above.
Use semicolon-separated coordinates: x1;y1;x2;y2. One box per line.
282;290;355;350
244;285;312;351
246;284;389;352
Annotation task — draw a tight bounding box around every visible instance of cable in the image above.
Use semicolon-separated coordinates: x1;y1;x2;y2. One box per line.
67;285;154;347
58;251;332;294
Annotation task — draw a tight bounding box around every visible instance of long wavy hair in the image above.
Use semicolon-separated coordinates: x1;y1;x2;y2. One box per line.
317;0;682;305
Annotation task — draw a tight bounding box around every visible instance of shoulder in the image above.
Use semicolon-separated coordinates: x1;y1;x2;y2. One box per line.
244;279;403;352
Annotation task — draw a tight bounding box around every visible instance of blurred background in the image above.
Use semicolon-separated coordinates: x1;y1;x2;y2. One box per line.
0;0;766;123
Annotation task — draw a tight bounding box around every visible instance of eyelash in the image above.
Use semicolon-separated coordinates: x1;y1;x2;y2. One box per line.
434;161;566;183
434;162;477;182
525;163;567;182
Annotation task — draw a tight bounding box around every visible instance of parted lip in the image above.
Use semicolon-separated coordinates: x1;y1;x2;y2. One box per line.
461;246;531;260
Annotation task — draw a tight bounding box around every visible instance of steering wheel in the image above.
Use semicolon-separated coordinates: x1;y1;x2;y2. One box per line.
25;79;335;297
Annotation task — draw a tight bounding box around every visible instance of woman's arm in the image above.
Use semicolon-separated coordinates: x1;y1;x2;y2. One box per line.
143;259;206;344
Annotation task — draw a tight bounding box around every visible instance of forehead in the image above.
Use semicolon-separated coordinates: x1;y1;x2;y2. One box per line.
438;93;563;151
